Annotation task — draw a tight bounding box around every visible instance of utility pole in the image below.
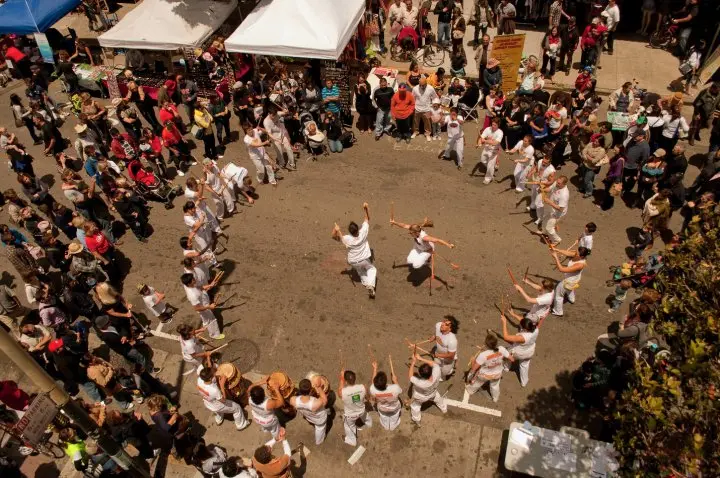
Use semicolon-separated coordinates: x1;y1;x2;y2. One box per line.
0;328;150;478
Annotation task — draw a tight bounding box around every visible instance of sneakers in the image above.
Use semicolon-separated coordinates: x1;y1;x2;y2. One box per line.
525;206;532;212
215;415;224;426
438;151;446;159
368;286;376;299
426;135;431;142
177;170;185;177
217;155;224;159
236;421;251;431
515;188;524;193
374;135;381;141
122;402;135;410
411;133;418;139
211;334;226;340
483;178;492;184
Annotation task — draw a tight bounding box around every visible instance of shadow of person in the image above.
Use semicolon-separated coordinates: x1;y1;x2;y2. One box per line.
470;161;488;177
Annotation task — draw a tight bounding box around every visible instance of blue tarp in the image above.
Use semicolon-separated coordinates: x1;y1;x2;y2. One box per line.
0;0;81;34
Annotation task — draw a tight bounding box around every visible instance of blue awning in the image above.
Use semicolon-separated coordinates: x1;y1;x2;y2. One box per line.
0;0;81;34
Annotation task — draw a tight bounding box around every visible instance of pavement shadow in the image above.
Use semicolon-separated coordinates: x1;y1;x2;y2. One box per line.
687;152;707;169
35;462;60;478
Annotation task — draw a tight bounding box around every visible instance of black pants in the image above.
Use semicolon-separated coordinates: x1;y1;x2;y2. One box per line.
541;53;557;78
170;141;192;172
558;49;573;72
581;47;596;67
601;180;617;210
621;167;638;197
658;135;677;154
139;106;161;131
606;30;615;53
202;132;217;159
215;116;231;144
396;117;411;139
23;117;40;142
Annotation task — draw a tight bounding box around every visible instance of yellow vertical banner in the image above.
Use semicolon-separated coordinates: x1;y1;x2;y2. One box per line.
490;34;526;94
697;46;720;86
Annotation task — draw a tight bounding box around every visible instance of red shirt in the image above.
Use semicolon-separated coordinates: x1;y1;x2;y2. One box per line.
161;126;183;148
158;104;179;125
4;46;26;63
85;232;111;254
0;381;30;411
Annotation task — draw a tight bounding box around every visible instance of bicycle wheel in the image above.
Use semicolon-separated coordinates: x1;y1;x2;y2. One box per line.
421;44;446;68
36;440;65;459
390;42;406;62
648;31;667;49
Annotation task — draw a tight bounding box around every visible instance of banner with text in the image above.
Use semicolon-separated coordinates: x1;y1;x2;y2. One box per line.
34;33;55;64
491;34;526;94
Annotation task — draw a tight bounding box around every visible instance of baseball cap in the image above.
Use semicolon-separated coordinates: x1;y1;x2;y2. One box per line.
48;338;64;353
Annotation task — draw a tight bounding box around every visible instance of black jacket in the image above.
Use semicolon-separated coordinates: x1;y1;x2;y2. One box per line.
434;0;454;23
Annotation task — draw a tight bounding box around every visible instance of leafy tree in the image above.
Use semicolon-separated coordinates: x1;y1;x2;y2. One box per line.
613;208;719;477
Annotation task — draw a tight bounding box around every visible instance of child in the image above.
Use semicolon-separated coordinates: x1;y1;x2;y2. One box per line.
137;283;177;324
579;222;596;253
632;224;653;259
440;107;465;169
430;98;444;140
608;278;632;313
506;134;535;193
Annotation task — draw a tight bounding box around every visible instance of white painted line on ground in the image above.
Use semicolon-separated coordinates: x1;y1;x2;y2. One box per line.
462;389;471;404
347;446;366;465
445;398;502;417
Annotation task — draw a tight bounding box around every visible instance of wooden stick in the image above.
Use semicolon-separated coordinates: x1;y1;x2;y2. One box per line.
390;201;394;222
523;266;529;282
208;343;229;353
367;344;376;363
339;349;344;369
435;252;460;270
389;354;395;378
507;266;518;285
429;253;434;296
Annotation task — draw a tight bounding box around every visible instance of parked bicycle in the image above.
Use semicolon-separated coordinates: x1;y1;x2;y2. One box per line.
390;39;448;68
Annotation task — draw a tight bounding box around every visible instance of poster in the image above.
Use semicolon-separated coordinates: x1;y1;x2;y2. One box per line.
607;111;630;131
101;66;121;99
697;45;720;86
490;34;526;94
34;33;54;64
14;394;58;444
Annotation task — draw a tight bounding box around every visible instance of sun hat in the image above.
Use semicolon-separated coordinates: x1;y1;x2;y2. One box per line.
487;58;500;68
432;98;441;105
74;124;88;134
67;242;84;255
653;148;666;158
136;283;148;293
95;282;118;305
232;81;243;90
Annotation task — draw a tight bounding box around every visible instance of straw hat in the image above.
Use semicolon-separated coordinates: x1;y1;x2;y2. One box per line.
111;98;124;107
74;124;88;134
67;242;84;255
136;283;148;294
653;148;667;158
95;282;119;305
487;58;500;68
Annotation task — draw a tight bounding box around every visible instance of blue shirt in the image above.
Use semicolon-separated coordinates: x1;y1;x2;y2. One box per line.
0;229;27;248
321;85;340;114
84;156;100;183
75;229;88;249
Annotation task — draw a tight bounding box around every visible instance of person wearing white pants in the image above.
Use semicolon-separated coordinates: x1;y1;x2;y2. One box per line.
263;109;296;171
248;380;285;438
243;124;277;185
541;176;570;245
390;219;455;270
203;158;235;219
476;118;504;184
408;353;447;423
432;316;459;380
183;202;219;267
506;135;535;192
178;324;210;373
290;379;329;445
221;163;257;204
499;313;541;387
465;333;513;402
340;369;371;446
550;246;589;316
333;203;377;299
526;155;556;224
197;367;249;429
182;273;224;340
369;360;403;431
185;179;223;234
439;108;465;169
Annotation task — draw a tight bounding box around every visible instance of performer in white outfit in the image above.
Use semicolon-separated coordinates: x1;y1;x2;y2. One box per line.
408;352;447;424
184;178;222;234
390;218;455;270
432;316;458;380
339;369;372;446
289;379;329;445
180;236;213;282
262;109;296;171
465;333;514;402
332;202;377;298
248;379;284;439
369;360;403;431
242;123;277;185
197;367;249;429
541;175;570;245
512;277;556;324
476;117;504;184
550;246;589;316
182;202;219;267
526;155;557;224
500;313;541;387
221;162;256;204
177;323;211;372
181;272;224;340
439;108;465;169
578;222;596;253
202;158;235;219
506;134;535;192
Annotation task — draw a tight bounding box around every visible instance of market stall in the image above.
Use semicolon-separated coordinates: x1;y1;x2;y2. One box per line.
0;0;81;34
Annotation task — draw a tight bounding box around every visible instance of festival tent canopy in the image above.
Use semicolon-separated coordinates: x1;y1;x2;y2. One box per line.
98;0;237;51
0;0;81;34
224;0;365;60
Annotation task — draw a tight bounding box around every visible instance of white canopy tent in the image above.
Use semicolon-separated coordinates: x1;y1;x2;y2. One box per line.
98;0;238;51
224;0;365;60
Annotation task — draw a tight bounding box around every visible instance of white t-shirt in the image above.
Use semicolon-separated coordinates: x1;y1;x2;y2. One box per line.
549;185;569;218
250;397;277;425
527;291;553;322
369;383;402;414
445;115;464;139
513;141;535;164
341;384;367;418
512;329;539;360
481;127;504;154
413;229;434;253
185;286;210;308
474;347;510;380
342;220;371;264
197;377;225;411
579;232;593;251
181;336;204;362
294;396;328;425
410;363;441;400
141;286;166;316
244;129;265;160
262;114;288;142
434;322;457;365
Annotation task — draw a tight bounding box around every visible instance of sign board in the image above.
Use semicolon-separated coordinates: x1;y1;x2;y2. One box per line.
606;111;630;131
490;34;526;94
697;46;720;86
34;33;54;64
14;394;58;444
101;66;121;99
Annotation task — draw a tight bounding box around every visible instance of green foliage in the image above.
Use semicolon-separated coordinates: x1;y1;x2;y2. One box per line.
613;215;720;477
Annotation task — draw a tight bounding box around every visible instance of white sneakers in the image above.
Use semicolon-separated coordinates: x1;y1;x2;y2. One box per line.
411;133;418;139
483;178;492;184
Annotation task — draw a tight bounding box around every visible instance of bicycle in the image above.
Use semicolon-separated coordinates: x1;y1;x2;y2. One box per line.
390;39;448;68
0;420;65;459
648;18;678;52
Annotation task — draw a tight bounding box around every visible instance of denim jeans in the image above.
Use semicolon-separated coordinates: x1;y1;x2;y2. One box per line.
375;109;392;136
328;139;343;153
126;347;148;371
437;22;451;45
81;381;103;403
581;166;598;195
678;27;692;56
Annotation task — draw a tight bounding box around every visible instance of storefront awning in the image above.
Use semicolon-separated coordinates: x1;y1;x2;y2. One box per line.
98;0;237;51
224;0;365;60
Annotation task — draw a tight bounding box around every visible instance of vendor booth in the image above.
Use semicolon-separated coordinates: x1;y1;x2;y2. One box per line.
0;0;81;34
224;0;365;60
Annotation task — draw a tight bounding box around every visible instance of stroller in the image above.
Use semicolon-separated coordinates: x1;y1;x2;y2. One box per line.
300;112;329;160
127;160;182;209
